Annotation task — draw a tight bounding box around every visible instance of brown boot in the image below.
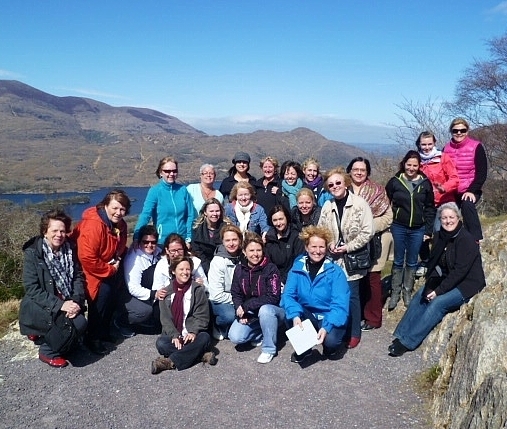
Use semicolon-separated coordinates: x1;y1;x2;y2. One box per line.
201;351;218;366
151;357;175;374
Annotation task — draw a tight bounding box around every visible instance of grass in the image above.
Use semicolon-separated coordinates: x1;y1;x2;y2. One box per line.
0;299;20;338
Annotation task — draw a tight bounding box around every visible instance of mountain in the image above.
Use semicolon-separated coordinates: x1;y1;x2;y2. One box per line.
0;80;367;192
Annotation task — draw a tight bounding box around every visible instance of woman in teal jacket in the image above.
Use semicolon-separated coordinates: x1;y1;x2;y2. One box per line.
134;156;195;247
281;225;350;363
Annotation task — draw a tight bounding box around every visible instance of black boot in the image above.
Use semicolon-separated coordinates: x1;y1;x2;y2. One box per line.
388;268;404;311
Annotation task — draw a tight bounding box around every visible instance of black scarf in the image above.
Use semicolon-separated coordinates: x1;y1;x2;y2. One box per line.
425;221;463;280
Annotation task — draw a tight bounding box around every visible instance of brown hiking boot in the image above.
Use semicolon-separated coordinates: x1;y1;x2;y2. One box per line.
151;357;175;374
201;351;217;366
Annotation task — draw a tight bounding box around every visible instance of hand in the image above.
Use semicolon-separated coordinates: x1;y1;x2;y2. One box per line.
293;317;303;329
462;192;476;203
155;289;168;301
316;328;327;344
61;300;81;319
172;337;183;350
426;291;437;302
236;306;244;318
329;243;346;254
185;241;192;251
271;186;279;194
239;318;249;325
183;333;196;344
194;276;204;285
423;235;431;242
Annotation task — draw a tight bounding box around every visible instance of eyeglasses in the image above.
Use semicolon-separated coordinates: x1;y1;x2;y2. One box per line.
142;240;157;245
162;169;178;174
201;172;215;176
168;248;184;255
351;168;366;173
451;128;468;135
328;181;342;188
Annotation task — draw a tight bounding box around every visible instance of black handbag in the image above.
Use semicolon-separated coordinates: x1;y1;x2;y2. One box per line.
333;208;372;275
44;312;78;355
369;231;383;263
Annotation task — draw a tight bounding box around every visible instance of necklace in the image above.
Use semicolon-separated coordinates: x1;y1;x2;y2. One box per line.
201;184;215;200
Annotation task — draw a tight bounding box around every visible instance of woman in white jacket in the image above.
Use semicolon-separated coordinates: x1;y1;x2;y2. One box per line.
208;225;243;340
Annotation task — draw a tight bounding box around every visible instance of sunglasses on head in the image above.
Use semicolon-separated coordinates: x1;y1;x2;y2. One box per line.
328;181;342;189
162;169;178;174
451;128;468;135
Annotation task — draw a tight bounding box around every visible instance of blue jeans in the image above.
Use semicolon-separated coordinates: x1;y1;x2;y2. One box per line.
391;223;425;269
348;279;361;339
394;287;466;350
211;302;236;335
228;304;285;355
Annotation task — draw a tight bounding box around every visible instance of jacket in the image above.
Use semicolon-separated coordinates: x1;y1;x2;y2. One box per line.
281;255;349;333
253;176;289;214
264;226;305;284
290;205;322;232
425;226;485;299
159;281;210;338
385;171;436;235
420;152;459;206
191;220;228;275
123;246;161;301
70;206;127;301
318;192;375;280
19;236;85;336
152;255;208;291
186;183;224;216
225;201;269;235
443;136;487;194
134;179;195;244
219;174;257;200
208;245;241;304
231;256;282;314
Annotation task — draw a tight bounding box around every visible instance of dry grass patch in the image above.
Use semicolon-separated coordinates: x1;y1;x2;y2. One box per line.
0;299;20;338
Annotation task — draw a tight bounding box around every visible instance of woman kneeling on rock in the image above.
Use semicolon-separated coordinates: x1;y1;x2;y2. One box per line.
388;202;485;357
151;255;216;373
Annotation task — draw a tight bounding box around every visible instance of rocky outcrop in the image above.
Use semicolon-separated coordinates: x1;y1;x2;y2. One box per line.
422;220;507;429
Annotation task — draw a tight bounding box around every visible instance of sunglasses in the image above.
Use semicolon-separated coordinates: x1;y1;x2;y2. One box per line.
142;240;157;245
162;169;178;174
451;128;468;135
328;181;342;189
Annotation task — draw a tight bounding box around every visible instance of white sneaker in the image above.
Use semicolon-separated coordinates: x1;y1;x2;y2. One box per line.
257;352;274;364
415;266;427;277
212;326;224;341
250;339;263;347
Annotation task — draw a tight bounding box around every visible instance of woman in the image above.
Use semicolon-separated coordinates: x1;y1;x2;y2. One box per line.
253;156;288;214
19;210;87;368
318;167;374;349
219;151;257;201
302;157;331;206
264;204;305;284
443;118;487;242
346;157;393;331
416;131;459;275
388;202;485;356
71;189;130;355
134;156;194;248
208;225;243;340
151;256;217;373
192;198;230;275
228;232;284;364
385;151;436;312
186;164;224;215
152;233;208;293
281;225;350;363
224;182;269;236
115;225;162;338
290;188;322;232
281;160;304;209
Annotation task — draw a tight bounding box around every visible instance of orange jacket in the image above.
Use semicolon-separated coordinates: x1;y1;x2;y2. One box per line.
70;207;127;301
420;152;459;206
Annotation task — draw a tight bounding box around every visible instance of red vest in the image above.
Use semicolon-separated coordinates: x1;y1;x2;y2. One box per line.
443;136;480;193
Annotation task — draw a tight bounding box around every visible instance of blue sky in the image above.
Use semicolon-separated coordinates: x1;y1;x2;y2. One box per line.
1;1;507;144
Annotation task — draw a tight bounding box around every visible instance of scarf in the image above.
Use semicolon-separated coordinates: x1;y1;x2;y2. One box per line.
282;178;303;209
425;221;463;280
42;238;74;299
305;175;323;189
171;278;192;334
419;147;442;163
234;201;253;233
356;179;390;217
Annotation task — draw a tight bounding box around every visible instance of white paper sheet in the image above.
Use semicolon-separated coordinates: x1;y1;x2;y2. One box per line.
285;319;319;355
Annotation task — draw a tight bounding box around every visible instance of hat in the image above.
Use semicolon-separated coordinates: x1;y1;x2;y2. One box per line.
232;151;251;164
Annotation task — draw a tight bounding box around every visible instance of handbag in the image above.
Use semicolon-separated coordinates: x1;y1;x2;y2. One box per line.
44;312;78;355
332;208;372;275
369;231;383;263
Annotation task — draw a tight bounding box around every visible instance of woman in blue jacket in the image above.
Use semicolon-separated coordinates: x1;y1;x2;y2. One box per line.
281;225;350;363
134;157;195;248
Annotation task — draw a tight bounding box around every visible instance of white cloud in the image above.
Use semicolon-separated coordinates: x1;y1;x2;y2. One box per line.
487;1;507;15
56;87;129;101
181;113;395;144
0;69;23;79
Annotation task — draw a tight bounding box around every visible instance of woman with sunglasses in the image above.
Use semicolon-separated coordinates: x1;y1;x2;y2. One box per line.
443;118;487;242
219;151;257;201
318;167;374;349
133;156;195;249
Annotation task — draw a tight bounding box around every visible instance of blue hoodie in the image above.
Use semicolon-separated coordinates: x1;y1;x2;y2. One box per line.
281;255;349;333
134;179;195;245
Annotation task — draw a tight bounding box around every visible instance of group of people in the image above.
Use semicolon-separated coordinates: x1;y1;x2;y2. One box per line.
19;117;487;370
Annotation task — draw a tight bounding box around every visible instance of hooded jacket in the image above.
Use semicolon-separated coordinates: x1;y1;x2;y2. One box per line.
207;244;241;304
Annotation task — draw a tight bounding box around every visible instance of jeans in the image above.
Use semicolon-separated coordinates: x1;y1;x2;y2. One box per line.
87;281;117;341
156;332;211;370
211;302;236;335
228;304;285;355
394;286;466;350
348;279;361;338
391;223;425;269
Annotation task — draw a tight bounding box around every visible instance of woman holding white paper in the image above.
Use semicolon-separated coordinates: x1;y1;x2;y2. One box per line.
281;225;350;363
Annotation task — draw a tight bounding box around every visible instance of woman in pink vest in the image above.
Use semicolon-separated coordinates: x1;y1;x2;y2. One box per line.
443;118;487;242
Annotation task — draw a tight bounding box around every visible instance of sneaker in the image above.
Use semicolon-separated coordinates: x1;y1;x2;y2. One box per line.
361;322;379;332
415;265;427;277
388;339;409;357
113;318;136;338
212;325;225;341
290;349;313;363
257;352;274;364
250;339;263;347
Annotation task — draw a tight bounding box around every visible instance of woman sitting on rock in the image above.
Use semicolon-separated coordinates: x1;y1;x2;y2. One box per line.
388;202;486;357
